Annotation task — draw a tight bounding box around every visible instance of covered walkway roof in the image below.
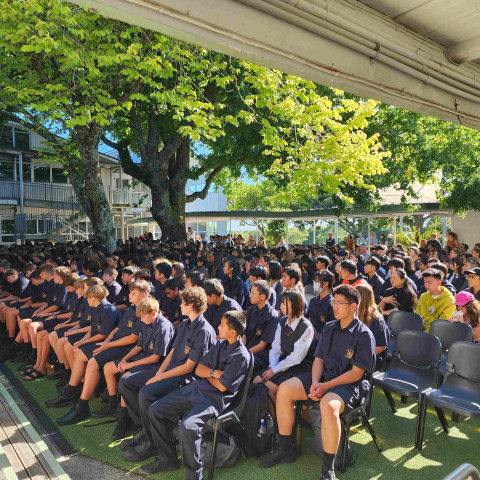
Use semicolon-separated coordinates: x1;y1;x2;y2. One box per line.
126;202;453;225
75;0;480;130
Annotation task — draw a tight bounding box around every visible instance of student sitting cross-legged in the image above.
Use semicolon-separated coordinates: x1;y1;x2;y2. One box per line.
258;284;375;480
128;310;250;477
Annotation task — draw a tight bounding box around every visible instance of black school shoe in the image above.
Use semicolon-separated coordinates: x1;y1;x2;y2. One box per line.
47;365;65;380
258;445;297;468
45;392;75;408
123;440;157;462
91;404;117;418
319;470;336;480
57;403;90;425
111;417;134;441
119;428;145;451
139;458;179;474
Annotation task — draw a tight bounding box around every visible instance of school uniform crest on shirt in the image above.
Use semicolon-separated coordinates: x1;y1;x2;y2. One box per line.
127;320;134;328
256;328;263;337
320;315;326;323
345;348;354;359
52;296;57;301
175;311;179;318
184;345;191;355
149;341;154;350
42;293;47;298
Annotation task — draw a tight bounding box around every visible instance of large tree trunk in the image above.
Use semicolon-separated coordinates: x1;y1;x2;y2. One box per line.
149;180;187;243
66;126;116;252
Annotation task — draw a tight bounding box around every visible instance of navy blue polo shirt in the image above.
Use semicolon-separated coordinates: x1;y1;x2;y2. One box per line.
53;286;68;309
167;314;216;380
90;300;122;336
197;338;250;414
78;300;93;328
12;274;30;298
106;280;122;303
114;283;131;305
367;273;385;304
205;296;243;333
61;291;80;314
314;317;375;384
368;316;388;348
31;282;46;302
307;293;335;335
136;312;176;357
244;303;279;363
152;279;167;305
161;295;182;323
112;305;143;341
42;279;58;304
222;277;249;310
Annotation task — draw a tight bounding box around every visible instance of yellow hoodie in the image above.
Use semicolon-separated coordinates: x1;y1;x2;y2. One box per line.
416;286;455;332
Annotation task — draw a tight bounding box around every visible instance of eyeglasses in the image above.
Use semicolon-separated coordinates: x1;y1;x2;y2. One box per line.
332;301;354;307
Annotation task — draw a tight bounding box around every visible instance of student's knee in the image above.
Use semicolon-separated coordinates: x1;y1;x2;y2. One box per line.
278;378;303;401
103;361;116;375
320;394;342;417
86;358;99;373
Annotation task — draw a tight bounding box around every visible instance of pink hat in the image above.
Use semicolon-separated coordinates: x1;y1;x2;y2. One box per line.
454;291;475;306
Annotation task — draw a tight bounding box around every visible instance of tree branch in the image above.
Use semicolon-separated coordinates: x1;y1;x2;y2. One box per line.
186;165;223;202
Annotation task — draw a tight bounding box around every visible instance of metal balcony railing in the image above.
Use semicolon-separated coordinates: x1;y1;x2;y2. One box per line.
106;187;151;207
0;180;78;207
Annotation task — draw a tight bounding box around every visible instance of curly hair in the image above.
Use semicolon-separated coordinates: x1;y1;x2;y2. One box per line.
464;300;480;328
180;287;207;314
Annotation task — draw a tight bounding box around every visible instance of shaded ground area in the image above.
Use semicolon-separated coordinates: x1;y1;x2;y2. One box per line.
3;360;479;480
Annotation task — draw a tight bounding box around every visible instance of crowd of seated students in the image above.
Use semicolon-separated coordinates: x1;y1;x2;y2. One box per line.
0;229;476;479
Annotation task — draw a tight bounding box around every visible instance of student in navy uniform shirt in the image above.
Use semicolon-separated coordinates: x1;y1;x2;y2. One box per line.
364;257;385;304
243;280;279;374
119;287;216;455
245;265;277;310
222;259;249;309
132;310;250;476
103;268;123;303
55;280;152;424
22;273;80;380
17;266;70;366
307;271;335;335
45;284;121;407
112;266;136;311
203;279;242;335
269;261;284;310
259;285;375;480
161;278;182;325
253;289;314;403
153;262;172;305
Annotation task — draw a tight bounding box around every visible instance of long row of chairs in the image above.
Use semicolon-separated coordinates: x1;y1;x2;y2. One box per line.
371;311;479;453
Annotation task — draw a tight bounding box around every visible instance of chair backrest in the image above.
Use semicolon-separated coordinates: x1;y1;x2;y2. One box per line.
443;463;480;480
443;341;480;389
387;311;424;337
392;330;442;371
229;350;255;418
377;328;391;372
429;319;474;351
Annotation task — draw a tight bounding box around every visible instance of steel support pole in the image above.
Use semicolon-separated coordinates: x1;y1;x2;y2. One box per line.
313;220;316;245
334;218;339;244
393;216;397;244
367;216;371;249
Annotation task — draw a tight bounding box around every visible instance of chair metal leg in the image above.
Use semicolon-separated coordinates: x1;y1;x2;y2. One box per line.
208;426;219;480
451;413;459;423
401;395;408;404
366;386;373;419
383;389;397;413
415;399;426;450
361;411;382;452
340;420;350;474
434;406;449;434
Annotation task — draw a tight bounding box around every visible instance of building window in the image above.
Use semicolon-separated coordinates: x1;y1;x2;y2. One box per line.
0;157;14;181
14;130;30;150
52;167;68;184
0;127;13;148
22;160;31;182
33;165;50;183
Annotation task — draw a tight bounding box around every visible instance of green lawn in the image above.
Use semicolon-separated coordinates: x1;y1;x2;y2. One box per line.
6;361;479;480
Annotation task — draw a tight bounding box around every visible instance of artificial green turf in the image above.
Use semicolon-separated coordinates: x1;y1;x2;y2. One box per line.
6;360;479;480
